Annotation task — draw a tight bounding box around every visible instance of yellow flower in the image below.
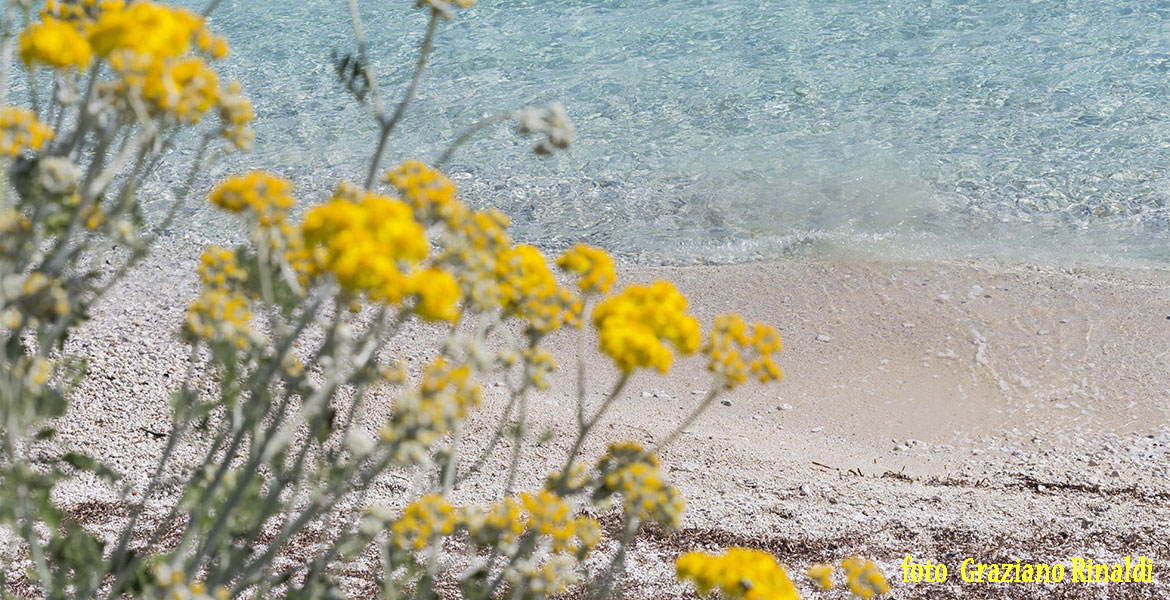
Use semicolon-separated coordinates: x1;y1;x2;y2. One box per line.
676;548;800;600
209;171;295;226
217;80;255;151
0;107;54;156
145;57;220;123
23;357;53;392
410;267;461;322
196;28;229;60
87;1;204;59
596;442;684;528
808;563;833;590
591;281;700;373
383;160;462;226
184;289;261;349
436;207;513;310
198;246;246;289
391;493;457;551
301;183;428;303
504;555;581;598
495;244;582;334
704;314;782;389
379;358;480;463
462;496;527;551
556;243;616;294
522;346;556;390
841;556;889;599
20;17;92;69
480;490;600;557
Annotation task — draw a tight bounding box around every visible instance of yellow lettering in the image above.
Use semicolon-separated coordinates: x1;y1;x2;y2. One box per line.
961;559;977;582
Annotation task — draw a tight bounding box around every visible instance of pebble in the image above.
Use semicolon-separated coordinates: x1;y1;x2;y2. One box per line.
799;484;811;496
778;403;793;411
810;426;823;433
675;462;701;473
902;322;916;328
815;334;832;342
720;399;732;407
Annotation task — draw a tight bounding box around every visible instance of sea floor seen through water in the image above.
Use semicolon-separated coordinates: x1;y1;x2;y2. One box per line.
143;0;1170;267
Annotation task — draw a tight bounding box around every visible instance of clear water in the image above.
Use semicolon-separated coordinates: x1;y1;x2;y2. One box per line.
170;0;1170;266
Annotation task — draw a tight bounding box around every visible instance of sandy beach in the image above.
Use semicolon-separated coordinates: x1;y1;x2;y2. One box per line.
13;235;1170;599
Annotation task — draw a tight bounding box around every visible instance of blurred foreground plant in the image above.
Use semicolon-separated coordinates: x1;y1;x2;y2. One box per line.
0;1;885;599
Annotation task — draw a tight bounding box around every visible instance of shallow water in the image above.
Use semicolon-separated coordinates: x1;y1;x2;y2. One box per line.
174;0;1170;266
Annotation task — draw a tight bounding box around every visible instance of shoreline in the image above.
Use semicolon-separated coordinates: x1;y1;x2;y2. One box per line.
14;235;1170;598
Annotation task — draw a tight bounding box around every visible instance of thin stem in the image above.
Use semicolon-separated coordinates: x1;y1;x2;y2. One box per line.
201;0;223;17
646;383;722;456
433;111;513;168
559;373;630;479
456;379;528;482
363;9;439;189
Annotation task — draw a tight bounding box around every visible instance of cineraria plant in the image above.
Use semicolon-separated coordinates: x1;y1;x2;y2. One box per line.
0;1;887;599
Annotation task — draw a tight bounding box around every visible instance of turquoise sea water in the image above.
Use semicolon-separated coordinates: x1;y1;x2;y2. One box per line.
175;0;1170;266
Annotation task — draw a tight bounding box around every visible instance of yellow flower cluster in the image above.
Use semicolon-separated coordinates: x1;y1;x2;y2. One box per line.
0;211;31;267
410;267;461;322
807;563;833;590
380;161;589;331
25;1;251;135
153;564;228;600
19;357;53;394
522;346;556;390
132;56;220;124
0;107;53;156
198;246;246;289
390;493;458;551
438;207;512;310
556;243;616;295
92;0;229;121
301;183;426;303
496;244;582;333
676;548;800;600
801;558;889;598
461;495;527;552
17;272;70;321
184;289;260;350
87;1;215;59
841;557;890;599
521;491;600;555
596;442;684;528
504;555;581;599
380;358;481;462
19;17;92;69
591;281;700;373
383;160;461;225
704;314;782;389
209;171;296;227
388;489;599;565
217;81;256;151
153;564;229;600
